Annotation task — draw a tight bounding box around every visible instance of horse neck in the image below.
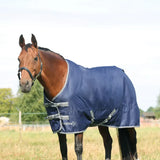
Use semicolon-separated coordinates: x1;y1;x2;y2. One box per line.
38;49;68;100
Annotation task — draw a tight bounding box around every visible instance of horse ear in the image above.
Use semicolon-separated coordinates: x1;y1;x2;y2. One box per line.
31;34;37;48
19;34;25;48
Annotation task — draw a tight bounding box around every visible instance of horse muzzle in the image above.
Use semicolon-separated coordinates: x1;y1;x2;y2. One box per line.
18;67;35;92
17;61;43;90
19;79;32;93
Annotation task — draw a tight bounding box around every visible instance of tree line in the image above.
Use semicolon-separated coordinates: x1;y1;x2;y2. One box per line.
0;81;47;124
0;81;160;123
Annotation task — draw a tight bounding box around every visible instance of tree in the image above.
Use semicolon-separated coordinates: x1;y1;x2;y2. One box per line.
0;88;13;114
147;106;154;112
15;81;47;123
157;94;160;108
155;94;160;118
139;108;144;116
146;94;160;119
154;107;160;119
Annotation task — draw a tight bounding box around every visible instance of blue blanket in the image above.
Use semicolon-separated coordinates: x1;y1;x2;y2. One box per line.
44;60;140;134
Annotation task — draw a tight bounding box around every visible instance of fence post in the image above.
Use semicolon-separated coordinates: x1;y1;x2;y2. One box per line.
19;111;22;141
19;111;22;125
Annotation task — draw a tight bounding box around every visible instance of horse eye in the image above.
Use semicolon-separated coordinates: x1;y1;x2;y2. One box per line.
34;57;38;61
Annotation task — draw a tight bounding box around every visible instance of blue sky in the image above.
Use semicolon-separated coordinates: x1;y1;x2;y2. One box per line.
0;0;160;111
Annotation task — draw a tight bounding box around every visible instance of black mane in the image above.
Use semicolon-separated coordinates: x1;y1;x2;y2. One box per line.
38;46;52;52
24;45;64;59
38;46;64;59
24;44;49;52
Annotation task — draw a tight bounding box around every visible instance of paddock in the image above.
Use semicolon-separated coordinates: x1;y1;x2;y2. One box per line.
0;120;160;160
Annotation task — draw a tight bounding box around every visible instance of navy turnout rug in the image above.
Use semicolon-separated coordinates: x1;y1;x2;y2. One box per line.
44;60;140;134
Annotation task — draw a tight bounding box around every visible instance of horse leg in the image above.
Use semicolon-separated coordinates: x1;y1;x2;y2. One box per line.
98;126;112;160
117;128;138;160
127;128;138;159
117;128;131;160
75;133;83;160
58;133;68;160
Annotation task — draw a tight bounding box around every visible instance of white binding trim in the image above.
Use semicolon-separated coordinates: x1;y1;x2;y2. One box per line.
59;129;86;134
100;124;140;128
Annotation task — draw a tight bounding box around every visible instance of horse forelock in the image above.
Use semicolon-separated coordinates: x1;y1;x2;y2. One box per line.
24;43;32;51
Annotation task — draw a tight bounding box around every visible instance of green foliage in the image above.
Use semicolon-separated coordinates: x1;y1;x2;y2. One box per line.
154;107;160;119
157;94;160;107
0;88;13;114
139;108;144;116
147;106;154;112
146;94;160;119
157;94;160;108
154;93;160;119
15;81;47;123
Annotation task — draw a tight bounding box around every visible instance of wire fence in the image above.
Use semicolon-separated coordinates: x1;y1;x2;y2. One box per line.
0;112;51;131
1;113;160;132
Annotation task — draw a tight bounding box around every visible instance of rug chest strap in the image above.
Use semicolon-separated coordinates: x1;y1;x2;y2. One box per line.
46;114;69;120
45;102;69;108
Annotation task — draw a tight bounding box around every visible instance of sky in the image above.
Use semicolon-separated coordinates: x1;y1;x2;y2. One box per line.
0;0;160;111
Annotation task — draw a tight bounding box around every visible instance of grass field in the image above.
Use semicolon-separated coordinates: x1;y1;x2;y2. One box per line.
0;127;160;160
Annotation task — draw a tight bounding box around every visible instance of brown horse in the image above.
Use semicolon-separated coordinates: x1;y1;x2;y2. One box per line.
18;34;139;160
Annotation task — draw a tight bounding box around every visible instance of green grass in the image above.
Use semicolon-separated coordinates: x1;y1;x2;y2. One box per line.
0;127;160;160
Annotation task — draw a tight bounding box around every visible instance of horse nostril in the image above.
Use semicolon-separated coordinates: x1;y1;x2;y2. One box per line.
26;80;29;86
20;80;30;88
19;79;32;93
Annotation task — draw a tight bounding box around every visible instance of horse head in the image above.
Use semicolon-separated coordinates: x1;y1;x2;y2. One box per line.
18;34;42;93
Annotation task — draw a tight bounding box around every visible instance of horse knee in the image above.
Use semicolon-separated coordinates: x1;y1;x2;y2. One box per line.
75;143;83;155
75;133;83;158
